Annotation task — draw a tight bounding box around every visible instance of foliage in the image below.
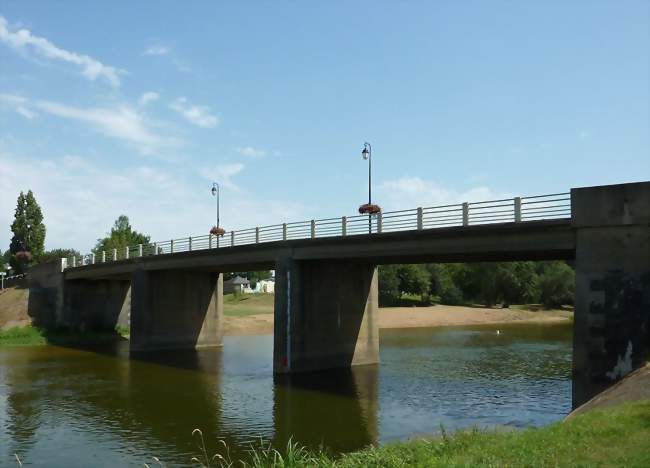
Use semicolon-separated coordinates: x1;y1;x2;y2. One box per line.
93;215;151;254
537;261;575;308
378;265;401;302
0;325;126;346
380;261;574;309
39;248;81;263
9;190;46;273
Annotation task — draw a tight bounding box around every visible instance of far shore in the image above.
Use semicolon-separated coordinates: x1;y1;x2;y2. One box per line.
224;305;572;336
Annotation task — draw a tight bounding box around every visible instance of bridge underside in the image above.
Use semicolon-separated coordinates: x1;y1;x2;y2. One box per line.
26;181;649;410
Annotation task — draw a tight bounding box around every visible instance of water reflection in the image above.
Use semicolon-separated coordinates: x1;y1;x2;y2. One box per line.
273;365;379;452
0;323;572;467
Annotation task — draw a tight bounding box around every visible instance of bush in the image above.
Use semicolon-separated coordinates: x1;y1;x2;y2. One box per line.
538;262;575;308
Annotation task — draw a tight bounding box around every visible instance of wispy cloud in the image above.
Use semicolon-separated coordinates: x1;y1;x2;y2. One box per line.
235;146;267;158
139;91;159;106
170;97;219;128
200;163;245;189
0;15;125;87
0;151;304;252
0;93;176;154
144;45;169;56
379;177;512;210
0;93;37;119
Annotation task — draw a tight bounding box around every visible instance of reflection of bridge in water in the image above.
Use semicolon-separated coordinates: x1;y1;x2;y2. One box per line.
2;344;379;465
27;181;650;409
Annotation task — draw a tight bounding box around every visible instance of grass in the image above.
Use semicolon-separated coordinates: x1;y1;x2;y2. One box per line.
185;400;650;467
224;293;274;317
0;324;126;346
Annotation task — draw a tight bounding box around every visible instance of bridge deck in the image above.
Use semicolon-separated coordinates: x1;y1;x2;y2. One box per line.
64;219;574;280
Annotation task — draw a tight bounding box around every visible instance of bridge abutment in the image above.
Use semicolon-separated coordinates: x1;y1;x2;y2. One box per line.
130;269;224;351
572;182;650;408
273;258;379;373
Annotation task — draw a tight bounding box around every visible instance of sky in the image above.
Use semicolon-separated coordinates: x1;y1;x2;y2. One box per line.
0;1;648;253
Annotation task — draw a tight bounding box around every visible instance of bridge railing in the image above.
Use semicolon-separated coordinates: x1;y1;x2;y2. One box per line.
63;192;571;269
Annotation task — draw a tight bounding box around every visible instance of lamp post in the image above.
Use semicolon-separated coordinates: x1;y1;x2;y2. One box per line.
211;182;220;228
361;142;372;205
361;142;372;233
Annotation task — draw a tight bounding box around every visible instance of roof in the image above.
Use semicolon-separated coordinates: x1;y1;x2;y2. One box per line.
225;275;249;285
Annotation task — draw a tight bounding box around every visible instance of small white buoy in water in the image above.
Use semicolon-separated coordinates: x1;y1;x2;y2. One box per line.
496;330;501;335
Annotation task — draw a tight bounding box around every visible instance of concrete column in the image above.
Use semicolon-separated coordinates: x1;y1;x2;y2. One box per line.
274;258;379;373
572;181;650;408
63;279;130;331
130;269;224;351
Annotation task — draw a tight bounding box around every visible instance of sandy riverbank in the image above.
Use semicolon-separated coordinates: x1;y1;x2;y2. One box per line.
224;305;572;336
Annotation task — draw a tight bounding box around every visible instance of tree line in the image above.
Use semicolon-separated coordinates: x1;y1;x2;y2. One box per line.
379;261;574;309
3;190;149;275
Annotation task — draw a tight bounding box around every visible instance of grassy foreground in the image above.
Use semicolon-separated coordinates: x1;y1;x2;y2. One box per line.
224;293;274;317
0;324;127;346
190;400;650;467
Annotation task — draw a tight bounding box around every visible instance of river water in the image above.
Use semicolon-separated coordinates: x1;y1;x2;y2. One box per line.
0;323;572;467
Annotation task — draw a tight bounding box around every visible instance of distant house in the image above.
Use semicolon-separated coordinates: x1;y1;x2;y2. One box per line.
224;275;250;294
253;278;275;294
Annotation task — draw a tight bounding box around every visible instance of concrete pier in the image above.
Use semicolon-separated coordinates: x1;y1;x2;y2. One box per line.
273;258;379;373
572;182;650;408
64;279;130;332
130;269;224;351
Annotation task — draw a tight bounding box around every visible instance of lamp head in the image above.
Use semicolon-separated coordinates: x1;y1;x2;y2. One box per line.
211;184;217;196
361;146;369;160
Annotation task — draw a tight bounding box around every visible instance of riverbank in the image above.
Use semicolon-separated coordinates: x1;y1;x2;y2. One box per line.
223;304;572;336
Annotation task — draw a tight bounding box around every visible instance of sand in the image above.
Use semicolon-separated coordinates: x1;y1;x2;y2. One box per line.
223;306;572;336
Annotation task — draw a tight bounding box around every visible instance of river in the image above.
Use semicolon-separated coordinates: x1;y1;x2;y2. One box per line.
0;322;572;467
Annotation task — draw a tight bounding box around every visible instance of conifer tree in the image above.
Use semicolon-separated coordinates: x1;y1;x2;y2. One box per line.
9;190;46;273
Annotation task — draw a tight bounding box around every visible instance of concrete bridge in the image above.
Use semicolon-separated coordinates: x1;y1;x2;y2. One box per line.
27;181;650;408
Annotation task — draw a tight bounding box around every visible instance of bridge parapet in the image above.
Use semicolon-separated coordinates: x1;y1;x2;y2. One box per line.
63;192;570;269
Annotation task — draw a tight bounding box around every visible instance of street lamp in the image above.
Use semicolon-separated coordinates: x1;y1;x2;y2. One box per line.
361;142;372;205
211;182;220;228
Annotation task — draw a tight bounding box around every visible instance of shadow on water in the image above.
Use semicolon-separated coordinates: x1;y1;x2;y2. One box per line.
272;365;379;453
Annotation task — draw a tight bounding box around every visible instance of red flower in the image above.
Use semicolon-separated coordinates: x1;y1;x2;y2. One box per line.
210;226;226;236
358;203;381;215
15;250;32;261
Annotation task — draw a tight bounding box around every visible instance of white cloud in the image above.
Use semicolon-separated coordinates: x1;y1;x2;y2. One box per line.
379;177;512;211
139;91;159;106
144;45;169;56
0;94;37;119
169;97;219;128
235;146;267;158
200;163;245;189
0;151;304;253
0;94;176;155
0;15;124;87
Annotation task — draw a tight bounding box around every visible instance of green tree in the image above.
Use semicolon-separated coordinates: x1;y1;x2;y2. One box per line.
427;264;464;305
378;264;401;303
93;215;150;254
538;261;575;309
396;264;430;297
9;190;46;273
495;262;540;305
39;248;81;263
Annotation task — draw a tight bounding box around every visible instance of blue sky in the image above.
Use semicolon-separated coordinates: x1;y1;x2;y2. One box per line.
1;1;648;252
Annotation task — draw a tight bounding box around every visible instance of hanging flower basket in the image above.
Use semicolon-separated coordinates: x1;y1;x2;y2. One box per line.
15;250;32;261
210;226;226;236
358;203;381;215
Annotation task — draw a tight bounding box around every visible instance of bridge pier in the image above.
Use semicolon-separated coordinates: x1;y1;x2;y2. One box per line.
130;269;224;351
572;182;650;408
273;258;379;373
63;279;131;332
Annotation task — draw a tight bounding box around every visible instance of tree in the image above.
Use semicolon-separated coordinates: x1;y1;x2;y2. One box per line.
427;264;464;305
93;215;150;254
538;261;575;309
9;190;46;273
1;249;11;273
396;264;430;297
39;248;81;263
378;264;401;303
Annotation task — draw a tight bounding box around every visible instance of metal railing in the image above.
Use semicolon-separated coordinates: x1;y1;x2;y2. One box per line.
63;192;571;270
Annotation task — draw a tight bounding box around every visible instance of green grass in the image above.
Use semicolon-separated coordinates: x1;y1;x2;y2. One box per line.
224;293;274;317
0;324;126;346
189;400;650;467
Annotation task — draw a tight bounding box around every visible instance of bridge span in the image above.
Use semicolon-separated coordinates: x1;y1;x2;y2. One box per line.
27;181;650;408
